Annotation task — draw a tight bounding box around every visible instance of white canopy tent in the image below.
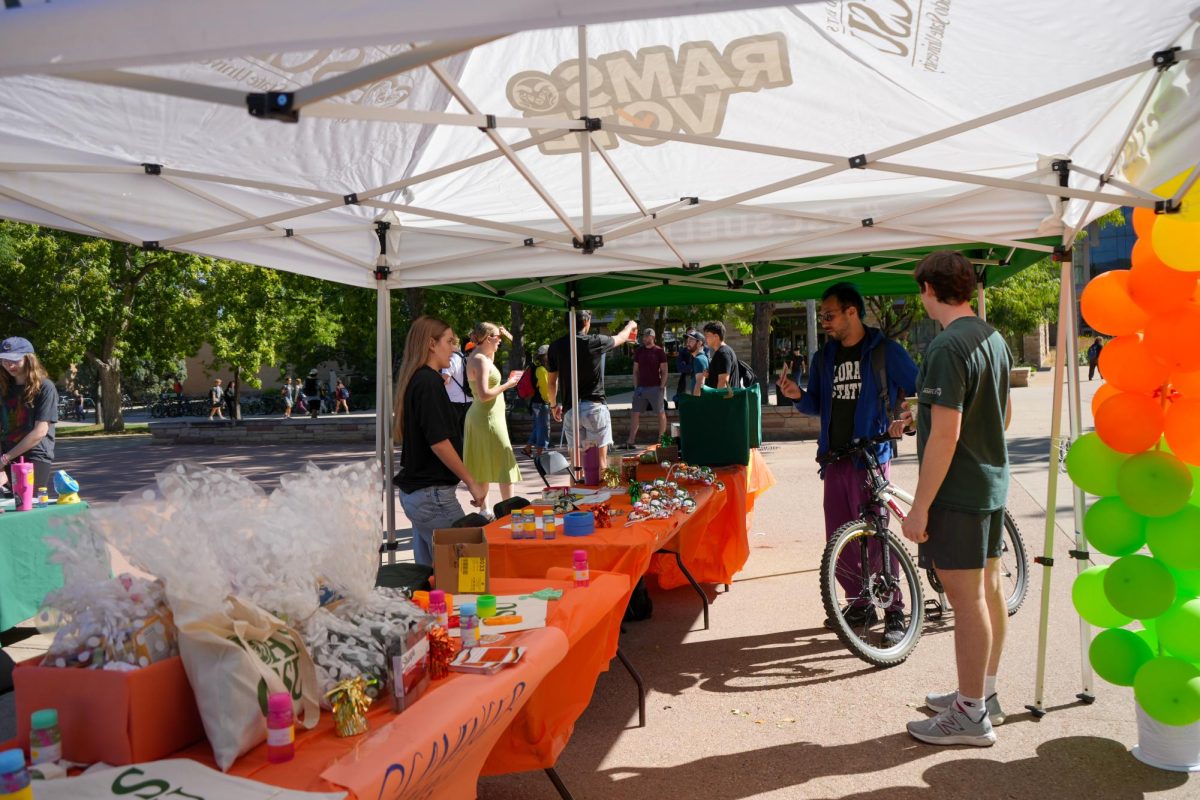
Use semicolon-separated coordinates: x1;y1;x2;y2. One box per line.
2;0;1199;714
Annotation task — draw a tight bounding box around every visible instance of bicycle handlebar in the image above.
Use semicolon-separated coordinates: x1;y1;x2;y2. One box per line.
818;431;910;466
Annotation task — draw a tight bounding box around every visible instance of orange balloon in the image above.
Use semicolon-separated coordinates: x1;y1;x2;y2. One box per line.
1132;206;1157;239
1164;398;1200;466
1170;369;1200;399
1080;271;1150;336
1095;392;1164;454
1129;239;1199;314
1091;382;1122;418
1145;305;1200;372
1098;335;1170;394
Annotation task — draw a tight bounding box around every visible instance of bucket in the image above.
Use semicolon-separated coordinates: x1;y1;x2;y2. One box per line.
1131;703;1200;772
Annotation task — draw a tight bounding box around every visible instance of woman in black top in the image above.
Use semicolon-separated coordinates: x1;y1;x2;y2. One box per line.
0;337;59;494
393;316;487;566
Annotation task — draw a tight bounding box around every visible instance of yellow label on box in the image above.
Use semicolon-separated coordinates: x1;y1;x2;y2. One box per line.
458;556;487;593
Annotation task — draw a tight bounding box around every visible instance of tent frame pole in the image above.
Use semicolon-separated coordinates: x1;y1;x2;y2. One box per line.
566;288;583;481
1027;249;1077;717
376;269;396;564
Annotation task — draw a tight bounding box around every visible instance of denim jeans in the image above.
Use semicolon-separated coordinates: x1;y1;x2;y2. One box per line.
528;402;550;449
399;484;465;567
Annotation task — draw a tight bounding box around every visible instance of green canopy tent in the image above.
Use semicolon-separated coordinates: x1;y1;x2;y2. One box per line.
445;241;1055;309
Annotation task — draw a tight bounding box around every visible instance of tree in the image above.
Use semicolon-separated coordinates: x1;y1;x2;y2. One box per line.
749;301;776;402
865;294;924;341
1;222;209;430
200;262;341;419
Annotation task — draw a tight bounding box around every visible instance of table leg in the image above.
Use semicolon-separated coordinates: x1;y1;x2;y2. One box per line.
545;767;576;800
657;548;709;630
616;647;647;728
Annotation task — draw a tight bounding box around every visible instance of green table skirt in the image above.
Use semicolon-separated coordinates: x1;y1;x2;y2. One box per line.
0;502;89;632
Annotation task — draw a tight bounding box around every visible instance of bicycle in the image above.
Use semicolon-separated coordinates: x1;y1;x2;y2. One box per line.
820;433;1029;668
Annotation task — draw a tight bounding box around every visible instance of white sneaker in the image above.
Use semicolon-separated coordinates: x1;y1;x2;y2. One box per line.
907;702;996;747
925;691;1006;725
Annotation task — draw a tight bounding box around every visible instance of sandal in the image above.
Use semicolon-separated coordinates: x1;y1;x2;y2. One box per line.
521;444;533;457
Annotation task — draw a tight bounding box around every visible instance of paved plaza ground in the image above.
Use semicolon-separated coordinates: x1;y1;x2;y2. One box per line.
2;373;1196;797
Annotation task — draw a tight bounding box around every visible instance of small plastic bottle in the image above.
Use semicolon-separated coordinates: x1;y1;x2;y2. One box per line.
265;692;295;764
459;602;480;648
29;708;62;764
429;590;448;627
573;550;590;588
0;748;33;800
36;487;49;508
542;510;557;540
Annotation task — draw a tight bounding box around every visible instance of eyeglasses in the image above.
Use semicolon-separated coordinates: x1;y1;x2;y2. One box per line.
817;308;845;323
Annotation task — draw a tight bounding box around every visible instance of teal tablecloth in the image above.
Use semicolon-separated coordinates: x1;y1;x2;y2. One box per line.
0;501;89;632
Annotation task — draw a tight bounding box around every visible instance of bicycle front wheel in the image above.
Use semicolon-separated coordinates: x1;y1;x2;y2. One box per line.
821;519;924;668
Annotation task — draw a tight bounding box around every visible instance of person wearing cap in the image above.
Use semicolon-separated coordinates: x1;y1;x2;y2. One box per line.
521;344;553;458
303;368;322;419
0;337;59;494
682;329;709;397
625;327;668;448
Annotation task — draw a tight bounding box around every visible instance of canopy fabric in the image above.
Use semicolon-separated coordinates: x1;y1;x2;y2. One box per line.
0;1;1197;293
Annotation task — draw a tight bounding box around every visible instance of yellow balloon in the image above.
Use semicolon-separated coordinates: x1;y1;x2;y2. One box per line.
1152;214;1200;272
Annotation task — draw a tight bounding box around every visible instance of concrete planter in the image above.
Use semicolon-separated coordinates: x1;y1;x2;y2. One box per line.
1010;367;1034;388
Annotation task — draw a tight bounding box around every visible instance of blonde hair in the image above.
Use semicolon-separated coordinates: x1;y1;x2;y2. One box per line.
393;315;452;443
0;353;49;409
469;322;499;346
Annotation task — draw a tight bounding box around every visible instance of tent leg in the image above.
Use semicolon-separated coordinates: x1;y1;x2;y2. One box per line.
1027;251;1075;718
377;274;396;565
1061;251;1094;703
567;293;582;481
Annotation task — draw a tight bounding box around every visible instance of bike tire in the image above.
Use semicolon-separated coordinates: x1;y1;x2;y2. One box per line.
820;519;924;668
1000;509;1029;616
924;507;1029;617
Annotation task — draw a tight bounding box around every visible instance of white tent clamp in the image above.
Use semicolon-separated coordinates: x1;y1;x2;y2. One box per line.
3;0;1200;720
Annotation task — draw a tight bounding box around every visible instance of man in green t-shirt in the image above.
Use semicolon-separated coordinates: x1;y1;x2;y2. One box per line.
896;251;1013;748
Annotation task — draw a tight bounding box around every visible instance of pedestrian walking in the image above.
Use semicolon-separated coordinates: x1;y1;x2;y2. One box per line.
208;378;225;421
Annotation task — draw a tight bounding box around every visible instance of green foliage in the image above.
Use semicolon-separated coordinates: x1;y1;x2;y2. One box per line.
984;257;1059;349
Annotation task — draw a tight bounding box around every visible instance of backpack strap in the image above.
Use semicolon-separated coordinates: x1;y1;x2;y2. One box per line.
871;341;892;422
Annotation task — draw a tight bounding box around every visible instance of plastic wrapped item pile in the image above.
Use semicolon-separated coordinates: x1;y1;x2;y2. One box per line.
36;526;178;671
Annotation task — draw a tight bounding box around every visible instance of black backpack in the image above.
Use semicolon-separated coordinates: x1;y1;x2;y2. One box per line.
449;350;473;399
737;359;757;388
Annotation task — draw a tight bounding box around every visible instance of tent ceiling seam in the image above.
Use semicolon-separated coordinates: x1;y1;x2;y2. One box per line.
0;180;140;244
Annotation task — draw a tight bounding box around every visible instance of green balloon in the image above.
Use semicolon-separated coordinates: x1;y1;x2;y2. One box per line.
1135;625;1160;654
1090;628;1155;686
1158;599;1200;661
1146;505;1200;570
1117;451;1193;517
1067;433;1129;497
1105;555;1176;619
1134;656;1200;726
1170;568;1200;601
1073;565;1133;628
1084;497;1148;557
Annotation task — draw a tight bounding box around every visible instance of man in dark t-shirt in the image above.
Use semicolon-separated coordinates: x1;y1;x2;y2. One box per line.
777;282;917;644
899;251;1012;748
546;310;638;470
697;321;739;392
626;328;668;448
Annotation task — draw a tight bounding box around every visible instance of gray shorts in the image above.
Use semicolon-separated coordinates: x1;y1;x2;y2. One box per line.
564;401;613;449
918;506;1004;571
631;385;665;413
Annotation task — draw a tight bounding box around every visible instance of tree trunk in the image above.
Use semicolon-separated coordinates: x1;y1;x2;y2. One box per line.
95;356;124;432
404;288;425;320
636;307;655;336
751;301;776;404
508;301;525;371
232;365;242;422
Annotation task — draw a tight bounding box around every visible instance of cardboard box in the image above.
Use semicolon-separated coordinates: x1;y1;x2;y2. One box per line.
432;527;490;594
14;655;204;764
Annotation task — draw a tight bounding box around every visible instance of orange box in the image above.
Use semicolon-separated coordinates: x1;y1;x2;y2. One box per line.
14;655;204;764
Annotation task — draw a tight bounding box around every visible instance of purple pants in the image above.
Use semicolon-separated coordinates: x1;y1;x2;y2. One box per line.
823;458;904;612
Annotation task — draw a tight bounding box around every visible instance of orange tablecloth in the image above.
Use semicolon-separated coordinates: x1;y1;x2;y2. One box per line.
485;481;727;596
651;448;777;589
171;574;629;799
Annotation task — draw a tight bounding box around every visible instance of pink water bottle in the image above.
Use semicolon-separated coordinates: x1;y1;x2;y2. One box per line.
265;692;295;764
573;550;590;588
10;458;33;512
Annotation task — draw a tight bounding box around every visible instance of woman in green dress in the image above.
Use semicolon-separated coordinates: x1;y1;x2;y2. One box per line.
463;322;523;508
